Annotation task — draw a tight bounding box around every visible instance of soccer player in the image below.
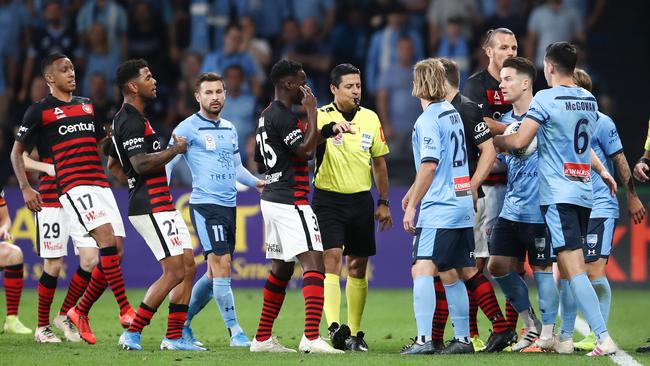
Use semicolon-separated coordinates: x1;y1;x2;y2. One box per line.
166;72;263;347
110;59;200;351
486;57;558;352
633;119;650;183
250;59;350;354
494;42;619;356
20;151;98;343
0;189;31;335
315;63;391;352
435;58;501;351
556;69;646;353
400;58;474;355
10;53;132;345
463;28;520;330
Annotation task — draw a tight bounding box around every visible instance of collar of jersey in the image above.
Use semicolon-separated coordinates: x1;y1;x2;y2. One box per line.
194;112;221;127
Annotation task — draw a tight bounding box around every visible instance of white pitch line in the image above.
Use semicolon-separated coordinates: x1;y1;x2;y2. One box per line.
574;316;643;366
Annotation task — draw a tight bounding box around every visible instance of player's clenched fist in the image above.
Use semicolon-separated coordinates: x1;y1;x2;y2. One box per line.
171;134;188;154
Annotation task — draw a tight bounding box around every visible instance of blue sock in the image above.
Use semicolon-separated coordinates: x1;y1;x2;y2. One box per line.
443;280;470;340
569;273;608;341
591;277;611;325
559;279;577;340
413;275;435;339
186;274;213;326
534;271;559;326
494;271;531;312
213;277;241;335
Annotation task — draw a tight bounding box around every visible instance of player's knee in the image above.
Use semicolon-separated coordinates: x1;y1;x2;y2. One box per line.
44;257;64;275
165;266;185;286
80;254;99;272
487;260;506;277
7;244;23;265
92;225;116;247
184;259;196;279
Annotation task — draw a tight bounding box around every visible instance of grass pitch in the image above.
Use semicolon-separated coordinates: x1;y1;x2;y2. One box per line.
0;288;648;365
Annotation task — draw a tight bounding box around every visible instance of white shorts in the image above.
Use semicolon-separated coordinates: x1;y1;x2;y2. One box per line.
36;207;97;258
129;210;192;261
60;186;125;237
474;184;507;258
260;200;323;262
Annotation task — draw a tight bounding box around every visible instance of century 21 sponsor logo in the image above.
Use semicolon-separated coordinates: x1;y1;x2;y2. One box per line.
58;121;95;135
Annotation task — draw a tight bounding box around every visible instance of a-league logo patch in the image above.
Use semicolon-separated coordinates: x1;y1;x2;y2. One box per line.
204;134;216;150
534;237;546;252
586;234;598;249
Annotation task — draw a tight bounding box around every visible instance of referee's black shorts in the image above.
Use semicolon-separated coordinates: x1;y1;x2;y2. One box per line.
312;188;376;257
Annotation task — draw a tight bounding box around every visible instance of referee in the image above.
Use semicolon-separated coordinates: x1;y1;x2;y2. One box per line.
314;64;392;352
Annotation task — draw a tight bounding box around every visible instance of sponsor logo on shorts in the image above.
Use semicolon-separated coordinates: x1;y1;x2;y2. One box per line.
563;162;591;183
587;249;597;256
534;237;546;252
453;176;472;197
43;241;64;251
586;234;598;248
85;210;107;222
537;253;546;259
266;243;281;254
169;235;182;247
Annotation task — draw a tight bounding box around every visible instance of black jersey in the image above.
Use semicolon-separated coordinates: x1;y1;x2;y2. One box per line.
111;103;174;215
464;69;513;122
451;93;493;197
15;94;110;194
464;69;511;185
254;101;310;205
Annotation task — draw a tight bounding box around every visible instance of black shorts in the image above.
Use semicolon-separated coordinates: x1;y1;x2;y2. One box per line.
541;203;591;254
412;227;476;272
489;217;552;266
584;218;617;263
189;203;236;257
312;189;376;257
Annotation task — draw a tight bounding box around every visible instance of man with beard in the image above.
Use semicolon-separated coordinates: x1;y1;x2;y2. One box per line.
166;72;264;348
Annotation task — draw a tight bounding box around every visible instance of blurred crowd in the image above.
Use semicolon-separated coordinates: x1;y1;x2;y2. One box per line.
0;0;609;187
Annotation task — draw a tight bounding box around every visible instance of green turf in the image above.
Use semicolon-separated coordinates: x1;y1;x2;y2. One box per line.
0;288;647;365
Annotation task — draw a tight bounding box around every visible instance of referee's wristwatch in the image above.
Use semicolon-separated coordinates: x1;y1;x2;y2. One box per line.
377;199;389;207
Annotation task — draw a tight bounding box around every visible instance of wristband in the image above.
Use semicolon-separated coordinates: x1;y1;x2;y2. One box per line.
377;199;389;207
639;157;650;166
321;122;337;139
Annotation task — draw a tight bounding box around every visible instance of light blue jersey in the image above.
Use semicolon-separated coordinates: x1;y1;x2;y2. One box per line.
166;112;258;207
590;112;623;218
412;101;473;229
498;111;544;223
526;86;598;207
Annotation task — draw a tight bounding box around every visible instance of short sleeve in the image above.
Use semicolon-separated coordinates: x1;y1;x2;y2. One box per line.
277;111;304;152
15;105;42;148
316;108;330;129
370;115;389;158
417;116;441;163
600;118;623;158
116;117;147;158
466;102;492;145
526;93;550;125
170;120;193;149
232;126;240;153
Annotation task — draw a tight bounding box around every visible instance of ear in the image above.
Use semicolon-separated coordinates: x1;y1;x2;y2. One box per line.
44;72;54;84
127;81;137;95
194;91;200;104
485;47;493;59
329;84;337;95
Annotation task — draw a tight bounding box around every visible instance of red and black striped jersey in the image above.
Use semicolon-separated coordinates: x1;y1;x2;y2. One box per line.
111;103;174;215
37;157;62;208
254;101;310;205
15;94;109;194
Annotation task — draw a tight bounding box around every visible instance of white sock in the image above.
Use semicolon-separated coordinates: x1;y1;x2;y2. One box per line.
520;308;538;331
540;324;555;339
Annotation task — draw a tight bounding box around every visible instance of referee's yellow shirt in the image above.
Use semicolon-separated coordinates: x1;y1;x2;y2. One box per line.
314;103;389;194
645;118;650;151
